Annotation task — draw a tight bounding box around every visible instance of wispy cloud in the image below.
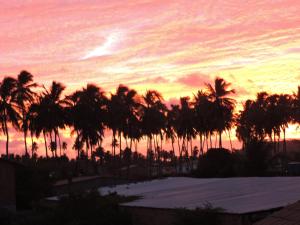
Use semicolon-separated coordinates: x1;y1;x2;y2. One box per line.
81;30;124;60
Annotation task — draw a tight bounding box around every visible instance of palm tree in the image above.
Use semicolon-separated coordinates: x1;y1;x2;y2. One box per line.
42;81;67;157
141;90;167;162
107;85;142;160
193;90;212;154
236;95;268;150
29;81;66;158
68;84;107;158
0;77;20;156
165;105;178;156
13;70;37;155
27;101;48;157
206;78;235;148
278;94;292;154
176;97;196;158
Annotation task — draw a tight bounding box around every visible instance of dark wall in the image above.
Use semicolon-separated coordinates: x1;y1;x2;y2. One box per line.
0;161;16;211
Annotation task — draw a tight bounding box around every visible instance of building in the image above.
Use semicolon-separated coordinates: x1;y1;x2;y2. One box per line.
100;177;300;225
0;159;16;211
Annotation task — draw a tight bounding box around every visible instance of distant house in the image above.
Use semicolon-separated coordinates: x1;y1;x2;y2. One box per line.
0;159;16;211
287;162;300;175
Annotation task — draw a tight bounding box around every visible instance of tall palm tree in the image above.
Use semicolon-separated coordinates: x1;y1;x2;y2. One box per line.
107;85;141;158
68;84;107;158
44;81;67;156
30;81;66;158
0;77;20;156
165;105;178;156
193;90;212;154
206;78;235;148
141;90;167;165
176;97;196;158
13;70;37;155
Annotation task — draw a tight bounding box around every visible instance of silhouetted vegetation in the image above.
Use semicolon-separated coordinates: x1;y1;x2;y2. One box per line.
196;148;238;177
174;204;223;225
2;191;134;225
1;71;300;179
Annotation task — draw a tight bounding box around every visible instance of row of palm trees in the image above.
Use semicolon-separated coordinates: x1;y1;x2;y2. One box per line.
236;90;300;154
0;71;237;160
1;71;299;161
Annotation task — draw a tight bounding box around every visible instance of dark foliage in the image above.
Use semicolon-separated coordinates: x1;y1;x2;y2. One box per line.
174;204;223;225
244;140;271;176
195;148;237;177
15;165;53;210
5;191;133;225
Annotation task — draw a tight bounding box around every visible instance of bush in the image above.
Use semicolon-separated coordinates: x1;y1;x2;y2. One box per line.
15;165;53;210
174;203;223;225
8;191;133;225
244;140;271;176
195;148;237;177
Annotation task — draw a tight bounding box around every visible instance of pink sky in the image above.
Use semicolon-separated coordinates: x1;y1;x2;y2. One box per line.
1;0;300;156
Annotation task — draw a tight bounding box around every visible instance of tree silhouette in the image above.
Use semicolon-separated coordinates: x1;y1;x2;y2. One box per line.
206;78;235;148
0;77;20;156
13;70;37;155
68;84;107;158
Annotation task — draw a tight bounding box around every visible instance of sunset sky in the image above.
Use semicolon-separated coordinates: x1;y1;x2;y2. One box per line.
1;0;300;155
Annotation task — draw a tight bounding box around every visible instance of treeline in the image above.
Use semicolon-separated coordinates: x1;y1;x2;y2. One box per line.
0;70;299;162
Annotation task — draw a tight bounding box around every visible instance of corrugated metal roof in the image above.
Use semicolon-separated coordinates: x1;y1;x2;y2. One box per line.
100;177;300;214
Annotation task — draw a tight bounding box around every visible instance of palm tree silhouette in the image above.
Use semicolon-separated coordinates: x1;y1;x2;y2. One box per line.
206;78;235;148
13;70;37;155
0;77;20;156
141;90;167;163
69;84;107;158
194;90;212;154
177;97;196;158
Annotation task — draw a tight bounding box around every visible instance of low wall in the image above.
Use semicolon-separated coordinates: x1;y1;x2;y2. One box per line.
53;177;133;195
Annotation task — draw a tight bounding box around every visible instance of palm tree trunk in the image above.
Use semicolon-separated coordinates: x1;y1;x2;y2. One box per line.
273;131;276;154
160;132;163;151
119;133;122;157
228;130;233;152
22;110;28;156
135;140;138;153
43;130;48;158
4;117;9;157
30;132;34;157
219;131;222;148
112;130;116;157
190;138;193;158
154;135;157;160
199;133;203;155
177;137;181;157
283;128;286;154
57;129;62;156
86;140;89;158
54;131;58;157
214;133;217;148
205;134;209;152
171;139;175;156
90;142;93;160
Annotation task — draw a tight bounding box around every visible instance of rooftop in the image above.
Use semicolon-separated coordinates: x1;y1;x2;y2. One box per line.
100;177;300;214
